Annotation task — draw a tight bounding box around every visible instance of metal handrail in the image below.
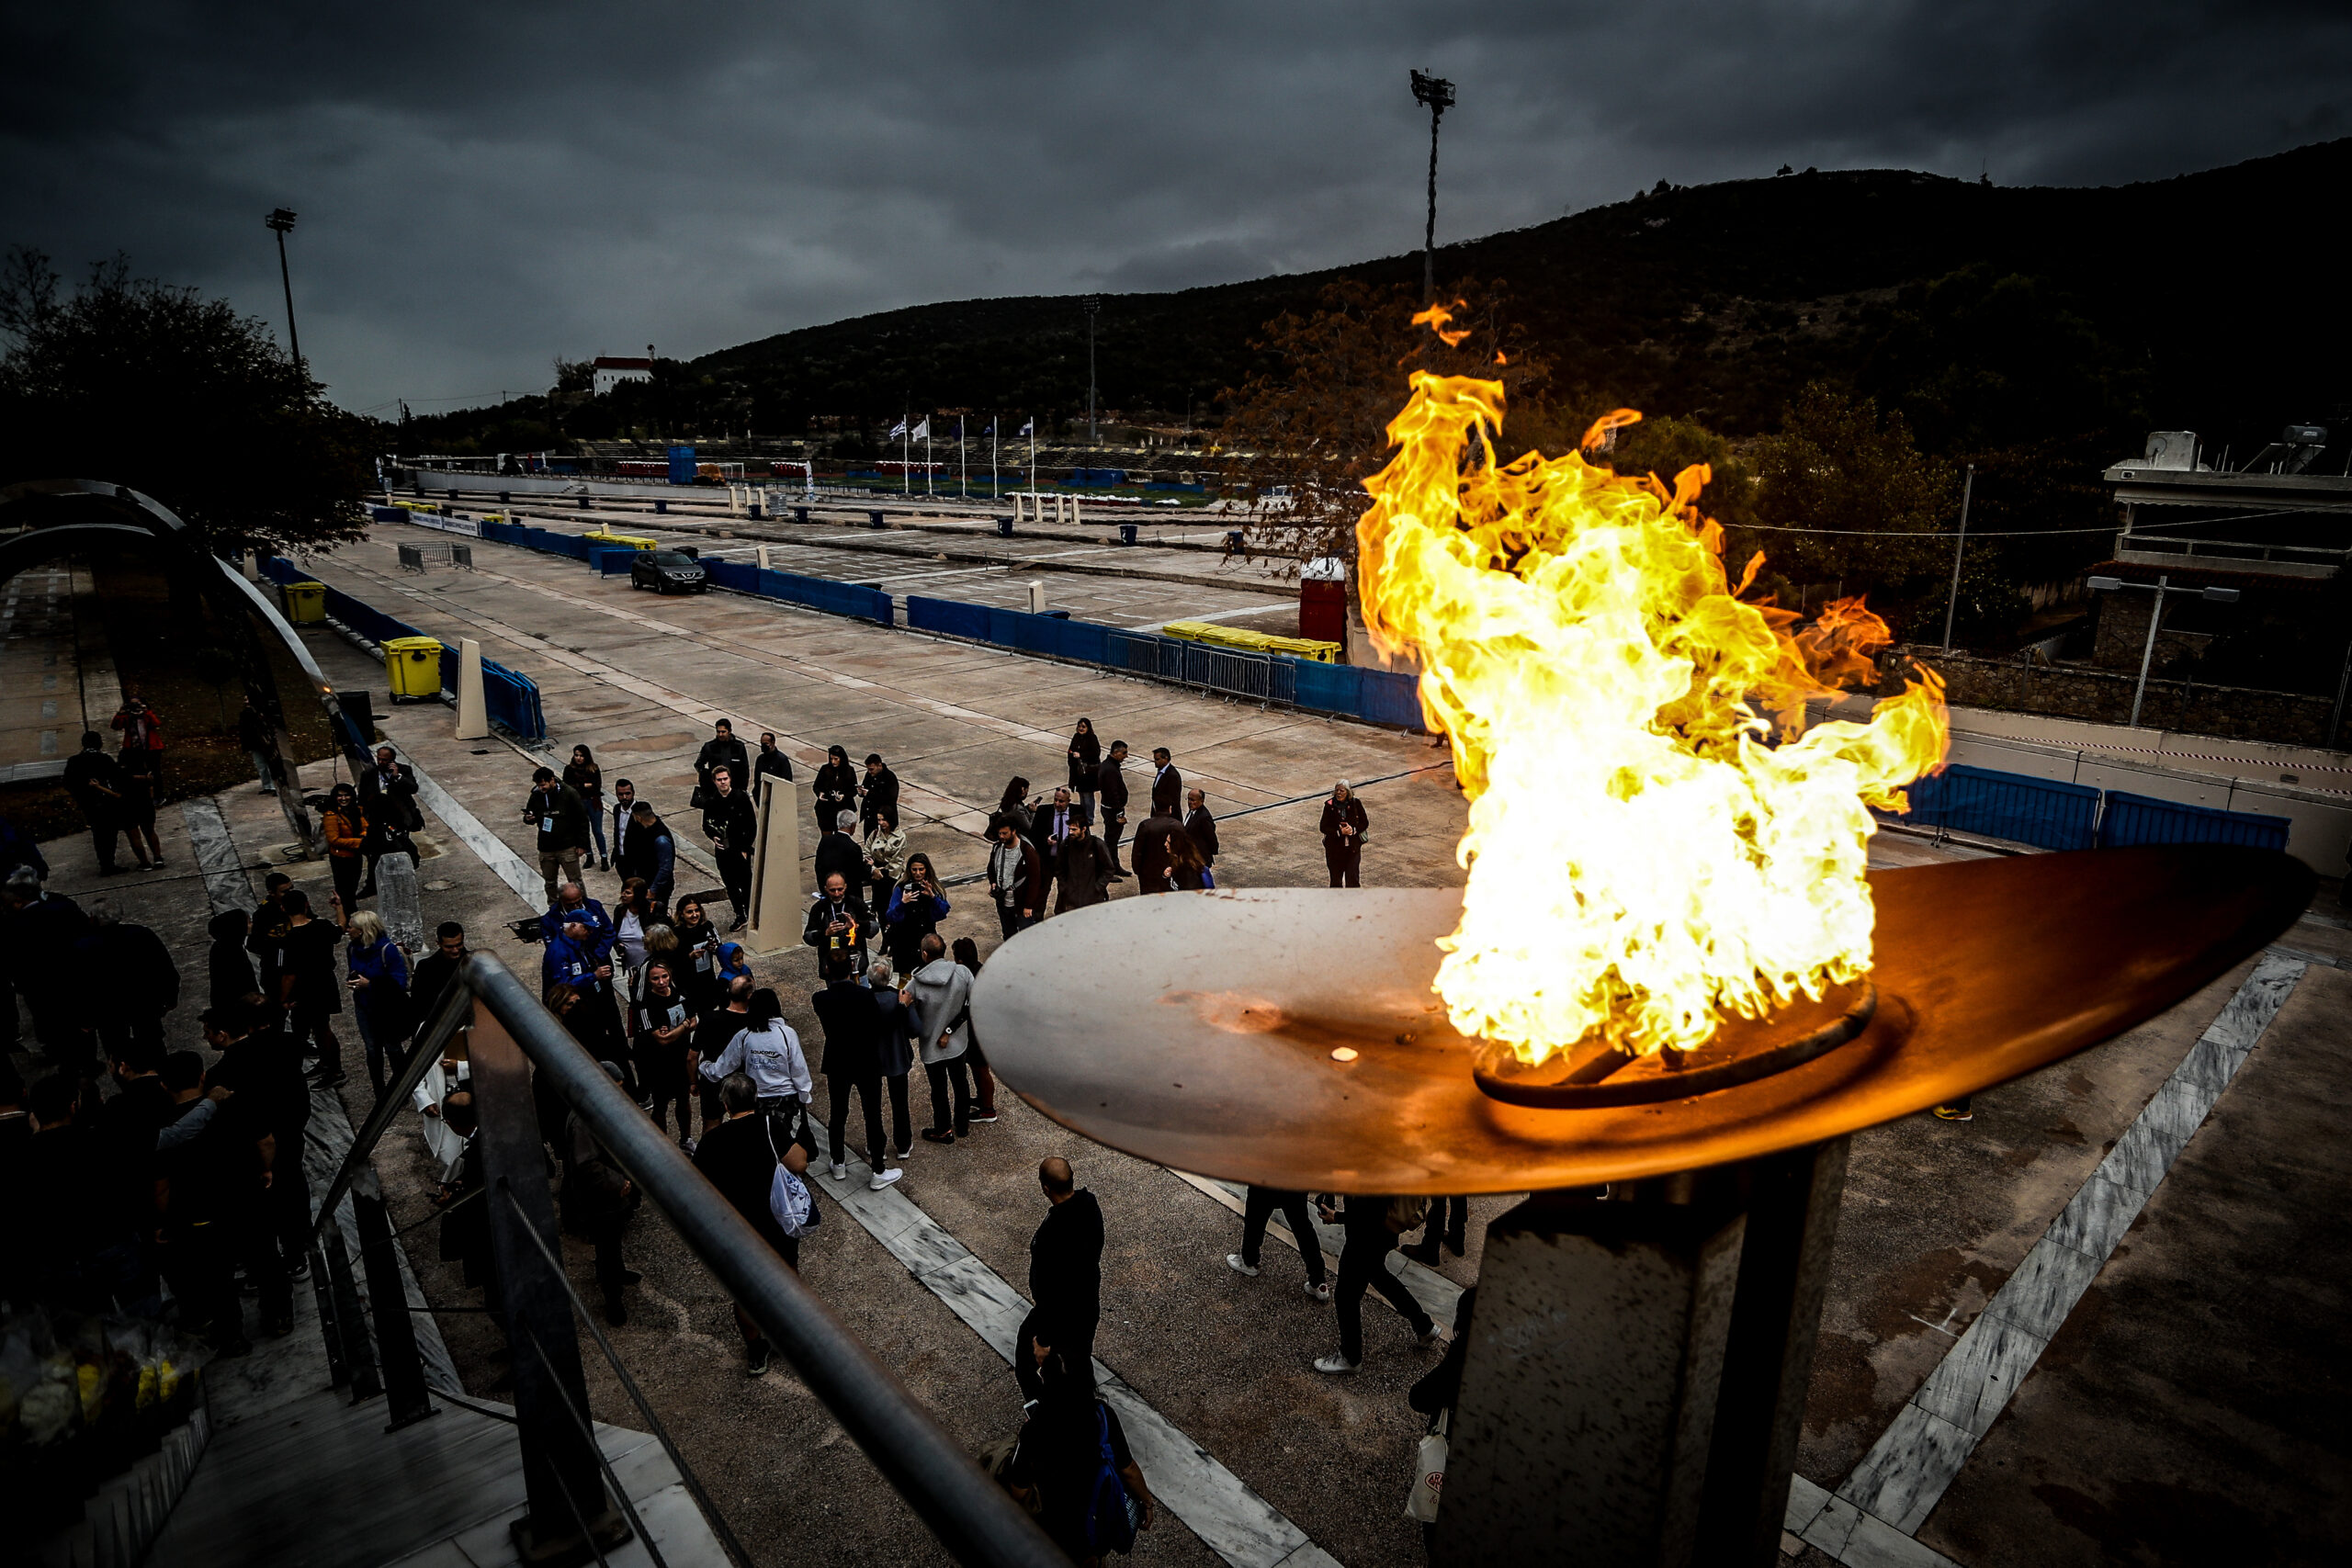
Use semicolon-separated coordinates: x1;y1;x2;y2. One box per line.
307;953;1064;1567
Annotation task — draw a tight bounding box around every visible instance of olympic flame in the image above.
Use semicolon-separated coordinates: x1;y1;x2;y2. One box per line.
1360;311;1948;1065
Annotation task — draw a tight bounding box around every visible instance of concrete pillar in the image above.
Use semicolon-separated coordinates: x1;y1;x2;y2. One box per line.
1027;581;1046;615
240;550;261;582
1435;1192;1746;1568
1069;494;1080;525
455;637;489;740
757;545;773;571
744;771;804;954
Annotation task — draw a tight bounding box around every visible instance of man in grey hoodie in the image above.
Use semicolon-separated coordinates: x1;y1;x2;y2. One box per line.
904;934;974;1145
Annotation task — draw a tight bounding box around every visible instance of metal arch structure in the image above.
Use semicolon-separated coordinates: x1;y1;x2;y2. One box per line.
0;478;372;856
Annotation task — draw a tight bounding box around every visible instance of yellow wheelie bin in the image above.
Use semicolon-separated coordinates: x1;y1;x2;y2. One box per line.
384;637;445;702
282;581;327;624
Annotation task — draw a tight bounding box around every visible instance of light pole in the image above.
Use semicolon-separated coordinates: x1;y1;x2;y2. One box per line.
1082;296;1101;446
1410;70;1455;304
265;207;302;373
2086;573;2240;729
1939;463;1975;650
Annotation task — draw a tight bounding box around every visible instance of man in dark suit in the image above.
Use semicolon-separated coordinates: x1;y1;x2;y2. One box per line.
811;956;899;1190
1184;787;1220;883
1148;747;1182;818
1029;786;1079;906
1096;741;1131;878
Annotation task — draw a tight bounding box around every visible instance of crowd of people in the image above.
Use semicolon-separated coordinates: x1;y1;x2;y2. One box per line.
6;691;1419;1563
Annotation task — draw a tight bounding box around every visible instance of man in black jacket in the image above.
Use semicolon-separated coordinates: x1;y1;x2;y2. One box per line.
694;720;750;808
1184;787;1220;881
1017;1156;1103;1399
1027;786;1078;907
813;811;865;894
72;898;180;1066
810;956;900;1191
523;767;591;903
859;753;899;835
357;745;423;897
410;923;470;1033
702;764;757;931
1096;741;1131;878
615;800;677;911
1314;1191;1441;1373
62;731;143;874
802;873;872;975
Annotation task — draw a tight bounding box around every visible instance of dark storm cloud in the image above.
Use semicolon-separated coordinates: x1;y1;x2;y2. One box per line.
4;1;2343;413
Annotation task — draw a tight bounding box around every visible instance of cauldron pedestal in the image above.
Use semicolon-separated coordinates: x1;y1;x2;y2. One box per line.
1437;1140;1845;1568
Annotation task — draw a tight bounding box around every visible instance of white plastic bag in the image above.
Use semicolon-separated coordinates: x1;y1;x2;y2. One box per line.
1404;1411;1447;1523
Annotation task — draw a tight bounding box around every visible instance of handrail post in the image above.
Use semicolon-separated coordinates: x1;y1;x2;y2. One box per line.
469;1005;629;1564
322;1227;382;1402
310;1242;350;1390
355;1179;437;1430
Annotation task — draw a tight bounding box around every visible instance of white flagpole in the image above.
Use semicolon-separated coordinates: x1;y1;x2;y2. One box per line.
959;415;967;500
1028;418;1035;497
991;419;999;501
925;422;933;497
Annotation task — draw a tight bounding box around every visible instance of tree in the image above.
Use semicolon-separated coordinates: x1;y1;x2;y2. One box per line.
0;247;374;554
1738;384;1959;636
1219;277;1556;571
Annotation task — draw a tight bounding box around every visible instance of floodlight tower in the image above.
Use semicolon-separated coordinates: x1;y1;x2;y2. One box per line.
265;208;303;373
1082;295;1102;445
1410;70;1455;303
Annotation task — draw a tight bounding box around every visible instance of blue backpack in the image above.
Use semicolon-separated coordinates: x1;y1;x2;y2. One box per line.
1080;1405;1138;1556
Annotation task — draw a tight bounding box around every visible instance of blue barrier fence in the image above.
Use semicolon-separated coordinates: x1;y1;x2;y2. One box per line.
259;557;547;741
2097;791;2291;852
1899;763;2101;852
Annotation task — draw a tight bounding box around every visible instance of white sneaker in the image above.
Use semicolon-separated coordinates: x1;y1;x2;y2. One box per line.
1225;1253;1259;1278
893;1145;914;1160
1312;1354;1358;1375
1417;1324;1453;1348
868;1168;903;1191
1304;1280;1332;1302
829;1162;848;1182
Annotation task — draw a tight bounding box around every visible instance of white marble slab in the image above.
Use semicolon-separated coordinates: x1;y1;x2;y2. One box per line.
1836;1403;1977;1534
408;761;545;909
1800;1486;1965;1567
1826;951;2312;1550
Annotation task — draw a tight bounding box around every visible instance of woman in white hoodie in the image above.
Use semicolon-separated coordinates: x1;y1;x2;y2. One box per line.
697;987;815;1155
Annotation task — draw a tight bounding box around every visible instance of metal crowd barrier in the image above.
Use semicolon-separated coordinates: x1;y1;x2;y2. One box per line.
307;954;1064;1568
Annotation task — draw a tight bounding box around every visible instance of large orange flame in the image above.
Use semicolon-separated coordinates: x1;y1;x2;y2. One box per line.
1358;363;1948;1065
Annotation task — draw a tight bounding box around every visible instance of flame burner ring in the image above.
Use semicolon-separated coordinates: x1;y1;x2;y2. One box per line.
1472;978;1879;1109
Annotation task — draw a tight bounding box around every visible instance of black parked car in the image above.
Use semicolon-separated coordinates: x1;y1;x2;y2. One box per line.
628;547;708;593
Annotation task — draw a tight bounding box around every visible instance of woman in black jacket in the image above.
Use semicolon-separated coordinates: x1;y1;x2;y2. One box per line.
693;720;750;809
812;745;858;840
1318;780;1368;888
1066;719;1101;821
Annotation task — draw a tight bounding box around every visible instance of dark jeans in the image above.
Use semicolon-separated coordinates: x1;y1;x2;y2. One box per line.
1102;811;1127;873
1013;1301;1102;1403
1326;843;1362;887
1409;1196;1469;1253
330;853;364;910
759;1095;819;1160
882;1073;912;1154
1337;1235;1430;1365
586;1213;628;1312
994;903;1039;938
717;848;752;917
826;1071;887;1166
86;814;143;872
1241;1187;1327;1285
294;1003;344;1082
637;1039;690;1134
925;1056;971;1134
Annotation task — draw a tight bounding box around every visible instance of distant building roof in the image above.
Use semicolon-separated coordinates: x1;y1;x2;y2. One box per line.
592;356;652;370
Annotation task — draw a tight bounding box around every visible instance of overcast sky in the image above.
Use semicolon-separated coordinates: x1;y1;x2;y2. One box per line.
4;1;2344;417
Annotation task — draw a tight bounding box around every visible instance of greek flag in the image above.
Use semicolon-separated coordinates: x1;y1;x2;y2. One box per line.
911;417;930;441
888;417;909;438
1020;419;1035;436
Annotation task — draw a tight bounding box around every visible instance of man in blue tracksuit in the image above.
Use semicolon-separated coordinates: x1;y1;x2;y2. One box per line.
544;916;629;1087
